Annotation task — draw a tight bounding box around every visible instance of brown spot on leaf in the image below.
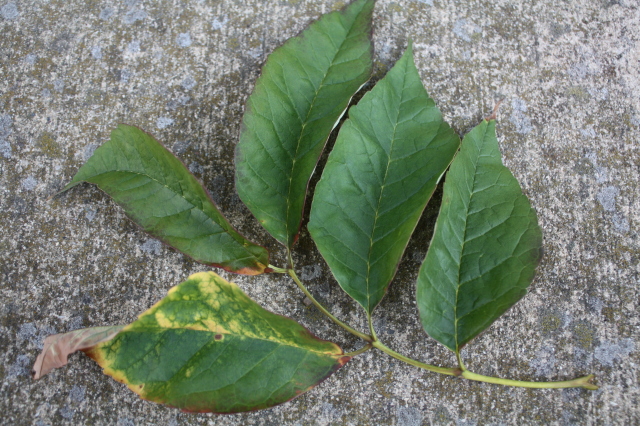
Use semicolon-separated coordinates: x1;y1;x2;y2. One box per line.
338;355;351;366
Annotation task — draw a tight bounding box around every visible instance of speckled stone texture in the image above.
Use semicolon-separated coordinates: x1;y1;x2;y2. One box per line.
1;0;638;424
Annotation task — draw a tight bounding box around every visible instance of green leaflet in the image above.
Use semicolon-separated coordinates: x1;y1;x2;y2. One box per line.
63;125;269;275
416;120;543;353
235;0;374;249
85;272;349;413
308;44;460;314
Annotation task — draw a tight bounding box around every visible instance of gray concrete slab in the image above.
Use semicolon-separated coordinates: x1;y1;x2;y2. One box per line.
1;0;638;424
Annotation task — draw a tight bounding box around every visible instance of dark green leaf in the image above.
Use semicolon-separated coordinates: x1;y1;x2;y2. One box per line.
235;0;374;248
63;124;270;275
308;44;460;314
416;119;543;352
84;272;349;413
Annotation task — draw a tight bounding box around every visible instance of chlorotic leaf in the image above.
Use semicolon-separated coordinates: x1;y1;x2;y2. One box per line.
84;272;349;413
63;124;270;275
32;326;125;380
235;0;374;249
416;119;543;352
308;43;460;314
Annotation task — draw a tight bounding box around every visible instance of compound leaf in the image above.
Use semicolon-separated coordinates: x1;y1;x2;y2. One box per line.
308;44;460;314
63;124;269;275
58;272;349;413
235;0;374;249
416;119;543;352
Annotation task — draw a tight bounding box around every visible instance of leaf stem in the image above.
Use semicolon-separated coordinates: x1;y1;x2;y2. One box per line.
268;264;289;274
367;314;378;342
455;351;597;389
371;339;462;376
284;261;597;389
460;371;598;390
343;343;373;357
456;350;466;370
368;314;461;376
287;267;373;342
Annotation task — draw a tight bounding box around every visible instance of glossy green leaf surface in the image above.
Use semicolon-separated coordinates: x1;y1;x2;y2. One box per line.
308;44;460;313
416;120;543;352
85;272;349;413
63;124;269;275
235;0;374;248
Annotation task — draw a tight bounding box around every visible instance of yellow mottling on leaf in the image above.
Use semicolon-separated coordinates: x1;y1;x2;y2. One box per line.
103;336;122;355
185;366;195;378
126;382;148;398
155;311;176;329
195;273;222;296
224;320;244;335
102;363;130;385
205;298;221;310
201;319;229;335
332;1;346;10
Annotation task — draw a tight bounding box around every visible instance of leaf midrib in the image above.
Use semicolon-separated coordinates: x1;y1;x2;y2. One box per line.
453;124;489;352
363;58;410;312
81;168;259;261
125;326;339;356
283;13;366;246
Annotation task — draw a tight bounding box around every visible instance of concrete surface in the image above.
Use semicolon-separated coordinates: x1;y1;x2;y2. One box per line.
1;0;639;424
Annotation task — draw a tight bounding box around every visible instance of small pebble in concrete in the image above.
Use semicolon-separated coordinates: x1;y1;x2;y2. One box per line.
21;176;38;191
120;69;132;83
597;186;619;212
84;206;97;222
181;76;196;90
69;385;86;403
123;8;146;25
0;113;12;158
25;53;37;64
510;98;533;134
397;405;422;426
99;6;115;21
1;2;19;20
176;32;192;47
453;18;481;42
91;45;102;59
54;79;65;93
188;162;203;175
141;238;162;256
7;355;32;382
212;16;228;30
157;117;174;129
127;40;140;53
59;406;75;419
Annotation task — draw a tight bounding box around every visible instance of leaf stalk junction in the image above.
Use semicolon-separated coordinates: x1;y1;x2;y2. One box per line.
282;264;598;390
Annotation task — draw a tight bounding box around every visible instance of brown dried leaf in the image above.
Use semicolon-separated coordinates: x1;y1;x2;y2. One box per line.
32;326;124;379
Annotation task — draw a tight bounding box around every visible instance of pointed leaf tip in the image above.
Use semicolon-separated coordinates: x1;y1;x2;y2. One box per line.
235;0;375;248
63;124;269;275
308;44;460;313
32;326;124;380
417;119;543;352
